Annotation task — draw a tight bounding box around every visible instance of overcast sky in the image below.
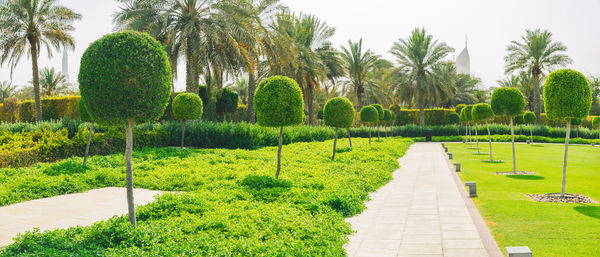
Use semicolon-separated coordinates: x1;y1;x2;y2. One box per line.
1;0;599;92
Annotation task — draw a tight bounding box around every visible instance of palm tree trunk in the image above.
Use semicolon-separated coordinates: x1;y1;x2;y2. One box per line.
185;42;196;94
247;68;257;124
533;70;542;124
486;122;493;161
561;121;571;197
205;65;212;100
475;124;480;153
331;127;338;161
356;85;364;110
275;126;283;179
347;128;352;147
419;107;425;127
125;118;136;227
30;40;42;121
180;120;186;149
307;86;314;125
510;117;517;173
83;122;94;166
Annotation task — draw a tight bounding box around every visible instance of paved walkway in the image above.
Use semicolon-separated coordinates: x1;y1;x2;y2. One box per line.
345;143;501;257
0;187;163;247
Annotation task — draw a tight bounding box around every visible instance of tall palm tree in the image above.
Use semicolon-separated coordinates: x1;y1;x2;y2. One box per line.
0;81;17;102
341;39;380;109
0;0;81;121
38;67;67;96
504;29;572;123
391;28;453;126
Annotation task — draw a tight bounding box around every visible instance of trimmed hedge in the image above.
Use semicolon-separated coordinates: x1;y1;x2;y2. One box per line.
393;108;456;126
19;96;80;122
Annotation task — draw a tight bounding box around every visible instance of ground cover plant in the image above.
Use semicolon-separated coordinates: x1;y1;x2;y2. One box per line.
0;138;413;256
446;142;600;257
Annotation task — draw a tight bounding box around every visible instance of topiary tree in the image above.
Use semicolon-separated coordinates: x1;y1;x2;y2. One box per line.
323;97;355;160
78;97;94;166
593;116;600;139
472;103;496;161
216;88;238;122
255;76;304;178
383;109;393;137
79;31;172;227
455;104;467;116
523;111;537;144
544;69;591;197
370;104;384;140
449;112;460;124
360;105;379;144
460;105;473;144
491;87;525;173
173;93;203;148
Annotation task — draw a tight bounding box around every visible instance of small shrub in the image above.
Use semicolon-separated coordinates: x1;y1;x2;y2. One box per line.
448;112;460;124
216;88;238;121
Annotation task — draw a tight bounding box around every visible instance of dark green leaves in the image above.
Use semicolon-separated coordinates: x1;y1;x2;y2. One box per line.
254;76;304;127
323;97;355;128
491;87;525;117
543;69;591;121
172;93;203;121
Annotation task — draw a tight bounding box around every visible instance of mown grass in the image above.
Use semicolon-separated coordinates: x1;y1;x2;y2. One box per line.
0;138;412;256
447;142;600;257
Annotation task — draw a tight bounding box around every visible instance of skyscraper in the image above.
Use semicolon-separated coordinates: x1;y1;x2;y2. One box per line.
456;37;470;74
62;47;69;83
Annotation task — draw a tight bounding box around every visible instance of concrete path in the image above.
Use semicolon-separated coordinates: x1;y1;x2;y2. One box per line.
0;187;163;247
345;143;501;257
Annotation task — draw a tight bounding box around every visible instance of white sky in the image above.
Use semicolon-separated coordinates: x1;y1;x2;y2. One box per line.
1;0;599;92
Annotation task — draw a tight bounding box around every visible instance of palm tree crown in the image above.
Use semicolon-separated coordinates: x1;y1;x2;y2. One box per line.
341;39;380;109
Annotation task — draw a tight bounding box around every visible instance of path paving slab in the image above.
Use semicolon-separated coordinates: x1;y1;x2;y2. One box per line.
0;187;163;247
345;143;501;257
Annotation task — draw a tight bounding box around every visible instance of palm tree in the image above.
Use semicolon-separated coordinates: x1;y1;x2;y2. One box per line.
0;81;17;102
498;72;536;111
341;39;379;109
38;67;67;96
504;29;572;123
391;28;453;126
0;0;81;121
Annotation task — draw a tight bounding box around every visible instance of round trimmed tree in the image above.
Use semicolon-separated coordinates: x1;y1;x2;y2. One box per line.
449;112;460;124
371;104;384;140
544;69;591;197
255;76;304;179
79;31;172;227
593;116;600;139
460;105;473;144
472;103;496;161
455;104;467;116
78;98;95;166
523;111;537;144
216;88;238;122
491;87;525;173
383;109;393;137
323;97;355;160
173;93;203;148
360;105;379;144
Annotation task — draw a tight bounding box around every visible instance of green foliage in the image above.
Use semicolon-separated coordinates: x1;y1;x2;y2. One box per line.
593;117;600;128
491;87;525;117
455;104;467;115
78;98;92;122
570;118;582;126
523;111;536;125
471;103;494;123
448;112;460;124
317;109;323;120
543;69;592;121
172;93;203;121
383;109;393;122
78;31;172;125
0;138;413;256
370;104;384;120
216;88;238;116
460;105;473;122
254;76;304;127
323;97;355;128
359;106;378;123
393;108;456;126
19;96;80;122
389;104;401;115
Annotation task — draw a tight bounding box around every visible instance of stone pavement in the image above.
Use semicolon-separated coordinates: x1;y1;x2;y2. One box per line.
345;143;501;257
0;187;163;247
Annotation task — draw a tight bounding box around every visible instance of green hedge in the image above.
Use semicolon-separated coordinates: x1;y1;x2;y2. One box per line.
392;108;456;126
413;135;600;145
18;96;80;122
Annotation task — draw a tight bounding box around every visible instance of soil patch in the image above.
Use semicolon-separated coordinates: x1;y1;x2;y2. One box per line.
528;193;597;203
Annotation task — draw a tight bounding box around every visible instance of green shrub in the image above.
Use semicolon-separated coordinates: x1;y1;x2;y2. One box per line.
370;104;384;120
255;76;304;127
544;69;592;121
455;104;467;115
523;111;536;124
317;109;323;120
383;109;393;122
323;97;354;128
389;104;401;115
593;117;600;128
216;88;238;120
19;96;80;122
448;112;460;124
472;103;494;122
172;93;203;121
460;105;473;123
360;106;378;123
78;31;172;125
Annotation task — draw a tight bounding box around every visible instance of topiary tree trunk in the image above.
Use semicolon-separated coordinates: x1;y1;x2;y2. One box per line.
474;124;480;153
82;122;94;166
377;125;380;141
530;127;534;145
561;120;571;197
180;120;186;149
331;127;338;161
510;117;517;173
125;118;137;227
464;123;468;143
368;126;372;144
347;128;352;147
276;126;283;179
486;122;493;161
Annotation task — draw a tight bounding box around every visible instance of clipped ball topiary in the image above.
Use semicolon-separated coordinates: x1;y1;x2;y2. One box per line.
460;105;473;123
593;116;600;139
216;88;238;121
78;98;92;123
455;104;467;116
472;103;495;157
383;109;393;122
448;112;460;124
523;111;536;124
255;75;304;178
323;97;355;160
491;87;525;173
173;93;203;148
78;31;172;227
370;104;384;120
360;105;379;144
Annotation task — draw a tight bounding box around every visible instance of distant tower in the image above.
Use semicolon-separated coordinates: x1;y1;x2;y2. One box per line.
62;47;69;83
456;35;470;74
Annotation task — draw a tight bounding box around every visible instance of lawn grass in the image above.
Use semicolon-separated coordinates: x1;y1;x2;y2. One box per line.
0;138;412;256
447;142;600;257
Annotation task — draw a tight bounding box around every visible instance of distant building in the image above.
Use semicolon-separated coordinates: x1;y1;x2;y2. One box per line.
62;47;69;83
455;37;470;74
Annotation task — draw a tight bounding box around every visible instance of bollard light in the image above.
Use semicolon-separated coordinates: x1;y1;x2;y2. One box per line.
465;182;476;197
505;246;532;257
454;163;461;172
